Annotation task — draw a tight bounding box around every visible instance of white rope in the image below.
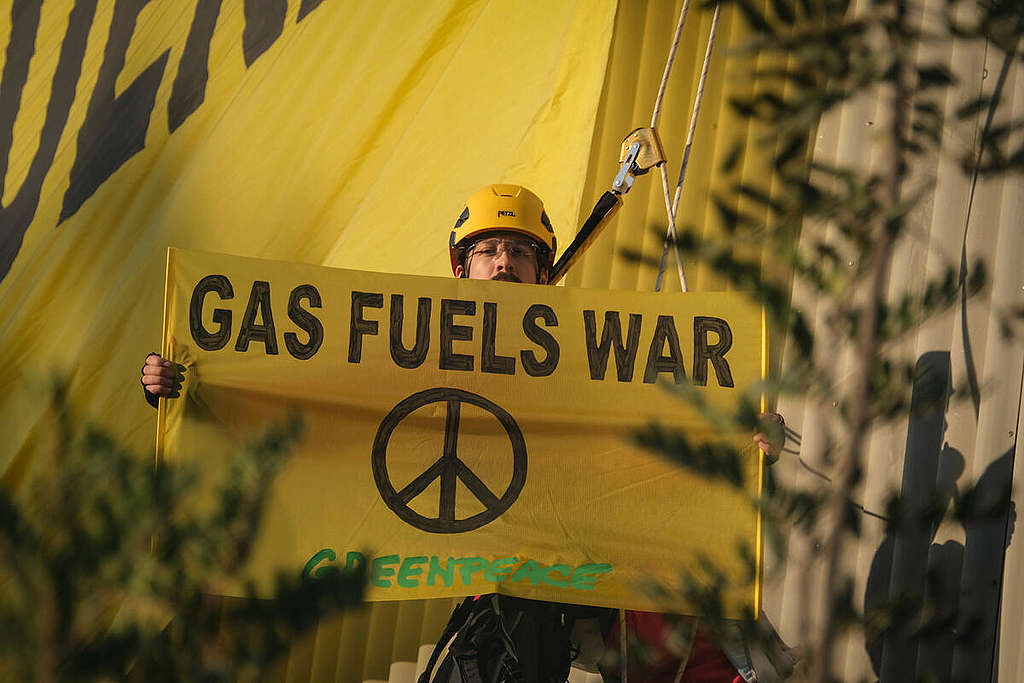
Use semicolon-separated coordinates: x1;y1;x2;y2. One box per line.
654;163;685;292
655;3;721;293
672;4;720;223
651;0;693;130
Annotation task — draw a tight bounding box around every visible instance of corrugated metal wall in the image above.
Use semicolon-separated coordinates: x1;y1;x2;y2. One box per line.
267;0;1023;680
765;0;1024;678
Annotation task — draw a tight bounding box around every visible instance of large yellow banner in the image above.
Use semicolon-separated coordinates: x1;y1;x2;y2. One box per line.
160;248;767;616
0;0;616;480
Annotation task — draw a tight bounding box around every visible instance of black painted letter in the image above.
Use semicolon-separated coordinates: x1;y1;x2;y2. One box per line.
297;0;327;23
643;315;686;384
284;284;323;360
0;0;97;280
481;302;514;375
189;274;234;350
583;310;642;381
439;299;475;371
168;0;222;132
390;294;430;369
243;0;287;66
521;304;559;377
693;316;734;387
349;291;383;363
235;280;278;353
61;0;170;223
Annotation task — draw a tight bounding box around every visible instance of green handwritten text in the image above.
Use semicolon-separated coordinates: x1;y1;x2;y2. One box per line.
305;550;612;591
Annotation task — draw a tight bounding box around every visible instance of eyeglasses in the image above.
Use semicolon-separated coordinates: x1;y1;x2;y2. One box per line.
466;237;539;262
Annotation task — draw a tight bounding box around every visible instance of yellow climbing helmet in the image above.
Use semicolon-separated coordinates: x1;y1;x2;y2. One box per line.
449;184;557;276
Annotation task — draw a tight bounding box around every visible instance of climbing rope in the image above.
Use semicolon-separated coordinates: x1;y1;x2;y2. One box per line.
651;0;693;131
619;3;723;679
654;3;721;293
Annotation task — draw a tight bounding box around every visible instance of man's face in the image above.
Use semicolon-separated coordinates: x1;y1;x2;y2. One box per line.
454;232;549;284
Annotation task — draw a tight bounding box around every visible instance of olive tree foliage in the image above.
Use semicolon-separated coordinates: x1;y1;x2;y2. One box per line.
629;0;1022;680
0;381;364;682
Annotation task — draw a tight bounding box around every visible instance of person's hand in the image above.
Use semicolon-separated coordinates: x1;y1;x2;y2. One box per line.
140;353;181;398
754;412;785;464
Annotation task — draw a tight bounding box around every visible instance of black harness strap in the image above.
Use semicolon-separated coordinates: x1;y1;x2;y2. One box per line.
418;599;477;683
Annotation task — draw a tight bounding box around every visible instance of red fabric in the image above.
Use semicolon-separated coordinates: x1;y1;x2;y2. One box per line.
683;628;743;683
603;611;742;683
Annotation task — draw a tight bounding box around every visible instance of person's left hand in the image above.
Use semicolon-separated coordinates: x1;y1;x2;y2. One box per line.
754;412;785;464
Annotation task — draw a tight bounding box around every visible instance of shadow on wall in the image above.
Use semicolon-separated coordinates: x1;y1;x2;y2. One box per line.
864;351;1016;683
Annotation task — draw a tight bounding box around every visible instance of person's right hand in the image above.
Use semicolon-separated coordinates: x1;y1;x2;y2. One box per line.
140;353;181;398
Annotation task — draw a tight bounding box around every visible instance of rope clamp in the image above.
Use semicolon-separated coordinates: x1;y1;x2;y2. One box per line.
612;127;667;195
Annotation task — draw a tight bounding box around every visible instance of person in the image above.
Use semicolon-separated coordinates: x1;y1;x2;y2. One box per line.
140;183;793;682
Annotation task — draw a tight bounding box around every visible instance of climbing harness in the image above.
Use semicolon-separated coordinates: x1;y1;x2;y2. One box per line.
418;596;606;683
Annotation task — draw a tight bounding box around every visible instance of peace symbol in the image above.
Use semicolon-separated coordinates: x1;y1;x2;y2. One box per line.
371;387;527;534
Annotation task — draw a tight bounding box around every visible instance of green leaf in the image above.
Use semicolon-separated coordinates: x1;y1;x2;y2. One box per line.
735;0;775;33
720;141;744;173
729;96;757;118
916;64;956;89
966;258;987;294
713;195;741;233
770;0;796;24
796;0;818;19
634;424;746;488
774;135;807;169
736;182;784;213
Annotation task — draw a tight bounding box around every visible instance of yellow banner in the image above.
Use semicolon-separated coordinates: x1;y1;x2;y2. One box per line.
0;0;616;480
160;248;767;616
